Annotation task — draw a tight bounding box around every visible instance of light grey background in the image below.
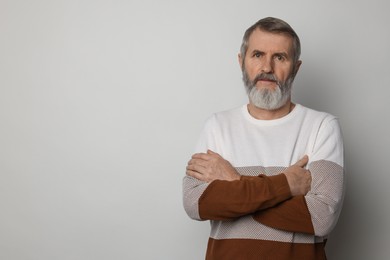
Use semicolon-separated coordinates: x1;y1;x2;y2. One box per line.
0;0;389;259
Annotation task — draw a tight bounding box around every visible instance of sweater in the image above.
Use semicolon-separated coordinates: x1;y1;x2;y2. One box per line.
183;104;344;260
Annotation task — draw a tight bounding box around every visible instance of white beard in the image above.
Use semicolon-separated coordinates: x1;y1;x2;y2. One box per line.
248;84;291;110
242;67;294;110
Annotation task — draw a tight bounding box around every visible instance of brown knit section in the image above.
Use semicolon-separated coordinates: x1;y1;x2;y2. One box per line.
198;174;291;220
205;238;327;260
253;195;315;234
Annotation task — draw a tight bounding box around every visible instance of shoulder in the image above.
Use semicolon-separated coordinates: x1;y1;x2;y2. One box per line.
299;105;343;144
298;105;339;126
205;105;245;125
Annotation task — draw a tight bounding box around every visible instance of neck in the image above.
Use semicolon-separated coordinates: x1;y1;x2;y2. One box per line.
247;100;295;120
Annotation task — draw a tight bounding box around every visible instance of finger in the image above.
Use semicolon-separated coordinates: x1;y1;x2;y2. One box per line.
192;153;212;161
186;163;208;175
186;170;208;182
294;155;309;167
188;158;209;168
207;149;223;158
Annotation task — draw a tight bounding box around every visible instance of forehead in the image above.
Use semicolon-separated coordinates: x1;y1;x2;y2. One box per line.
247;28;294;55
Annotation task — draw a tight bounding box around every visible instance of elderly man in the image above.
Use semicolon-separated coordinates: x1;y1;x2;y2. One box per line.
183;17;344;260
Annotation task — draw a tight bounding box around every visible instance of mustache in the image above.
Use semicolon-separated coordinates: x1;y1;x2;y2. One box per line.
253;73;279;85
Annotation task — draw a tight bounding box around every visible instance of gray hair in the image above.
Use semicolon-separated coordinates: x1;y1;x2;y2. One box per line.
240;17;301;64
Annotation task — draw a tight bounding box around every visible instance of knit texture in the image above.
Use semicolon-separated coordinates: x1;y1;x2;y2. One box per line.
183;104;344;259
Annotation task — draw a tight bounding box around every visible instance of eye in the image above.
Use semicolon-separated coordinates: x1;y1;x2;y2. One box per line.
274;54;285;61
253;52;262;58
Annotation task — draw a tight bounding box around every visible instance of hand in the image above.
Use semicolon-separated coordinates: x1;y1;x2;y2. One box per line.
284;155;312;196
186;150;240;182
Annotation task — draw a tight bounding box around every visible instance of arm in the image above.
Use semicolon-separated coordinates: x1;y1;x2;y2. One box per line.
183;171;291;221
254;118;344;236
183;151;310;221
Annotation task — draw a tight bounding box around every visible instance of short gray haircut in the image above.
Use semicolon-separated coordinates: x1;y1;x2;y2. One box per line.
240;17;301;64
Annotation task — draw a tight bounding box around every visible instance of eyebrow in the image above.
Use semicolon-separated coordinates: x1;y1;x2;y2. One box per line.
274;52;289;58
251;50;264;55
251;49;290;58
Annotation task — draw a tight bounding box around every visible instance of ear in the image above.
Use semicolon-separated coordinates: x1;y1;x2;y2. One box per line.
238;53;243;69
294;60;302;75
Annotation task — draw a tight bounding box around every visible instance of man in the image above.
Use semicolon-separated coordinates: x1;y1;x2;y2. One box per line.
183;17;344;260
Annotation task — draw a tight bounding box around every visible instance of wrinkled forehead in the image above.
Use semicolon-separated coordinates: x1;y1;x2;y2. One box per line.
247;28;294;56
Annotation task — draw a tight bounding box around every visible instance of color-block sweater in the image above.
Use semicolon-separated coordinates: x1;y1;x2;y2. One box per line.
183;104;344;260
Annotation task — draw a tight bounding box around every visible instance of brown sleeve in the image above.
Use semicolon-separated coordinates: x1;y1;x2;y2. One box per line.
198;174;291;220
253;195;315;234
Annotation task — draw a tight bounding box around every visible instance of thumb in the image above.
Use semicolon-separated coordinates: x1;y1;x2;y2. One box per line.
294;155;309;167
207;150;221;158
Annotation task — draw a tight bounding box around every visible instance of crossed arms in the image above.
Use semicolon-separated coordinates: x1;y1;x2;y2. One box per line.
187;149;311;196
183;150;343;236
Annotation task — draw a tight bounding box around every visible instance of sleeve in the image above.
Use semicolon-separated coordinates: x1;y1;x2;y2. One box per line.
182;115;292;221
253;117;345;236
183;174;291;221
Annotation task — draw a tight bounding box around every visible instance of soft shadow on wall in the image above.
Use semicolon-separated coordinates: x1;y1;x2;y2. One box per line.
293;59;387;260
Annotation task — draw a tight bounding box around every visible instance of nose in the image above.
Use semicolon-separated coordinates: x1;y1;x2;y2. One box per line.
261;57;273;73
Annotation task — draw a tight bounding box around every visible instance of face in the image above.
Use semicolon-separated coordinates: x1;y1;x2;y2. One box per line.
239;29;301;110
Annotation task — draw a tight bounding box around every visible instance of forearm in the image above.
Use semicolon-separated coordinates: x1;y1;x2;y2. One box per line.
305;160;344;236
189;174;292;221
183;176;210;221
253;195;314;234
253;160;344;236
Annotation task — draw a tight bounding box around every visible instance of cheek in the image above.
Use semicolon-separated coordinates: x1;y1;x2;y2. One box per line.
245;58;259;69
275;67;293;81
245;62;260;77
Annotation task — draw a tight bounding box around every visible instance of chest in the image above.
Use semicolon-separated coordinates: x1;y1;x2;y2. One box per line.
214;122;318;168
